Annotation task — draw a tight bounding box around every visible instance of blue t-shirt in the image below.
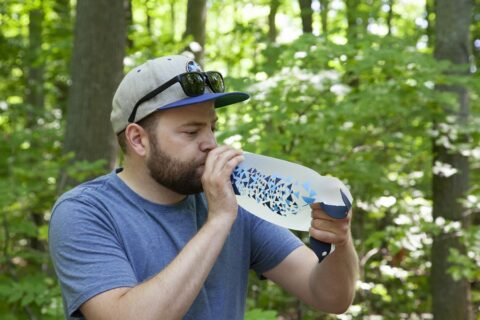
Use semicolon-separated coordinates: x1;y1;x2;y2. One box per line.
49;169;303;319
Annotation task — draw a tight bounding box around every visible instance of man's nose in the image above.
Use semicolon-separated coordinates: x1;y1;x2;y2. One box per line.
199;129;217;152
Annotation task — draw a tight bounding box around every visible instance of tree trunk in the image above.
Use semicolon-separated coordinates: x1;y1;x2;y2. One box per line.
184;0;207;66
298;0;313;34
145;0;152;39
26;7;44;125
61;0;127;188
25;5;45;255
170;0;176;41
319;0;329;36
346;0;359;42
431;0;473;319
125;0;133;48
268;0;281;43
144;0;157;54
344;0;362;88
386;0;394;36
51;0;72;116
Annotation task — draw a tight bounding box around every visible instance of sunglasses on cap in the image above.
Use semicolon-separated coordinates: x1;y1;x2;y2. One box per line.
128;71;225;123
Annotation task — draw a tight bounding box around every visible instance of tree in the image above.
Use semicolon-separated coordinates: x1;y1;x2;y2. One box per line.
345;0;360;42
431;0;474;319
50;0;72;116
298;0;313;34
61;0;127;189
268;0;281;43
26;6;44;125
25;2;46;256
386;0;394;36
319;0;329;36
184;0;207;65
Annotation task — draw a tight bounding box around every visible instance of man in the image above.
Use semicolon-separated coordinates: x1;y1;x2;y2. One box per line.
49;55;358;319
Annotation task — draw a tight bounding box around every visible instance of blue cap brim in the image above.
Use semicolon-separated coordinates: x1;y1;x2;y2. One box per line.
157;92;250;111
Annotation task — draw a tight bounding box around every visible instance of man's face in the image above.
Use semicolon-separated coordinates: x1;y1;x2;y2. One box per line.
145;102;218;195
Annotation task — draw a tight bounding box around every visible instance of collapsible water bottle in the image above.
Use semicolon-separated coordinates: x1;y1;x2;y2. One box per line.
231;152;353;262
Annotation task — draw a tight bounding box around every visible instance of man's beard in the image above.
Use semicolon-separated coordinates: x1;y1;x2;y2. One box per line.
146;136;204;195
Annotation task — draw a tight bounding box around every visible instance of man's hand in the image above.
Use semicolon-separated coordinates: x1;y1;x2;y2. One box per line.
202;146;244;225
263;204;357;315
309;203;352;248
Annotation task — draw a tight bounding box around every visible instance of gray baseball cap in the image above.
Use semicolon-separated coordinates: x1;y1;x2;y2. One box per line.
111;55;250;134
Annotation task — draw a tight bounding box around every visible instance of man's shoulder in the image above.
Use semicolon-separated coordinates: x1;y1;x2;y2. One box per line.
55;171;116;207
50;171;126;226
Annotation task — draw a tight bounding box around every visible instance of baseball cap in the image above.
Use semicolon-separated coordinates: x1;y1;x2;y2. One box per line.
111;55;250;134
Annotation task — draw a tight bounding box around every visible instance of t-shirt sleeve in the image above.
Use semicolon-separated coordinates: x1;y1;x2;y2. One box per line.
49;197;137;317
246;207;304;276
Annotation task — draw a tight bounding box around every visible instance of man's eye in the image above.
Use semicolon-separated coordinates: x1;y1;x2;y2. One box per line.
185;131;197;135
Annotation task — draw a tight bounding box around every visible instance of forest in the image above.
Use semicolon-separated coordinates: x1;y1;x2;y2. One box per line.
0;0;479;319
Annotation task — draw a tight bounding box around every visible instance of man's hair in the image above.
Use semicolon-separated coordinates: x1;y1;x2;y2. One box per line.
116;112;161;155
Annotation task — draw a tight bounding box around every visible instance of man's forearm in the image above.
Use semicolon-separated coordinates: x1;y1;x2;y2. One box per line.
87;217;233;320
309;236;358;314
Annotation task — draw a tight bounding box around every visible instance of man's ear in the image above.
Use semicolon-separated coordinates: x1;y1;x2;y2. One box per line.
124;124;149;157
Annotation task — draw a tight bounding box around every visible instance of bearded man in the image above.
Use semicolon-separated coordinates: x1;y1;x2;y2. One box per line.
49;55;358;320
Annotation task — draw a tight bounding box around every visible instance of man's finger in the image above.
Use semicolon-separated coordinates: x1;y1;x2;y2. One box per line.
311;209;336;221
204;146;239;172
310;202;322;210
311;218;338;231
212;148;243;173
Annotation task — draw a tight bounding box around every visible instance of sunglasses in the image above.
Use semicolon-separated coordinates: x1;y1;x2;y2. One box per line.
128;71;225;123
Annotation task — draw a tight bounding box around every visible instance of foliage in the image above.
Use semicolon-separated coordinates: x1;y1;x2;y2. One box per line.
0;0;479;319
217;30;480;320
0;1;104;318
0;104;106;318
245;308;278;320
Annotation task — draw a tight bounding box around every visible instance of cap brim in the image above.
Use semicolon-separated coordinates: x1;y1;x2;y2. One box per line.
157;92;250;111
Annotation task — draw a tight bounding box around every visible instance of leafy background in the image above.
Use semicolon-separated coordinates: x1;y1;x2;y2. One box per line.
0;0;479;319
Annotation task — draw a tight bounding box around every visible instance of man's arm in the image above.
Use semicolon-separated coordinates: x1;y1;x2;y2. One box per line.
81;217;233;319
263;207;358;314
80;147;244;320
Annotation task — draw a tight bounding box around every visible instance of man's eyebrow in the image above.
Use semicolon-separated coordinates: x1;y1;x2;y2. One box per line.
180;117;218;127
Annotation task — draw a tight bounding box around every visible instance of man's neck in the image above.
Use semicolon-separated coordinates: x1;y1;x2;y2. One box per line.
118;163;187;205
